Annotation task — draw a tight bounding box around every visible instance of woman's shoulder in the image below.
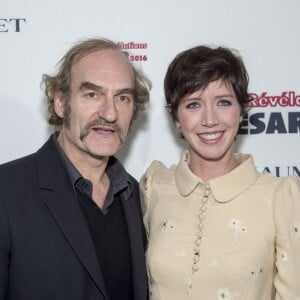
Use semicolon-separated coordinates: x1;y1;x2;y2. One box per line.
140;161;177;217
237;153;300;190
274;175;300;194
254;173;300;207
141;160;177;187
258;171;300;189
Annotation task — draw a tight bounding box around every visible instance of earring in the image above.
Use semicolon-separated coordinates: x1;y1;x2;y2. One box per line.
175;121;181;129
165;104;172;113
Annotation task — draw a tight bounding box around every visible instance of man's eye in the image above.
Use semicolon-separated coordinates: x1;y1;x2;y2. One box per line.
85;92;97;99
118;95;132;103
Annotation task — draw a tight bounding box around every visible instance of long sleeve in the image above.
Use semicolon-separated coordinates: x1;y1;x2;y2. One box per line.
274;176;300;299
0;195;10;300
139;160;160;238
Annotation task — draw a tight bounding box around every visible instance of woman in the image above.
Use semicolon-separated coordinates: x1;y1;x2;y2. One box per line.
140;45;300;299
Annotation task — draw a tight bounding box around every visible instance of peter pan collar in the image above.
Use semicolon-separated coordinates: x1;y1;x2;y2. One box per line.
174;150;260;203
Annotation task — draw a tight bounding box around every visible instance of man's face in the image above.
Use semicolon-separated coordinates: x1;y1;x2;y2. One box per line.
55;49;135;163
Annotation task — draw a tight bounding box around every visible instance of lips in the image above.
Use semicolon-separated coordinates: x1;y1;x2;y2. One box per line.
199;132;222;140
197;131;224;143
92;126;116;134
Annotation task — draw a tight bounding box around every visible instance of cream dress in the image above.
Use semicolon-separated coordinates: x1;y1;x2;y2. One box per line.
140;151;300;300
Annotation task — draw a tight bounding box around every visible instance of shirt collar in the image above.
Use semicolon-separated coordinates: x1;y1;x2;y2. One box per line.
52;133;132;197
52;133;81;190
175;149;260;203
106;156;132;196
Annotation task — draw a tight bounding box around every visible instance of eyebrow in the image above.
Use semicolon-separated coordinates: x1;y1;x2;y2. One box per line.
79;81;103;92
79;81;134;96
215;93;235;98
185;93;235;99
115;88;135;96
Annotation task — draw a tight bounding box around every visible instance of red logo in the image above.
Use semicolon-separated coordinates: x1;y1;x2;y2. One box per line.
118;41;148;62
249;92;300;107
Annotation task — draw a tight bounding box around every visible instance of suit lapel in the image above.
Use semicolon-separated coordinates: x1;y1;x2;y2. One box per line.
122;192;148;300
35;137;109;300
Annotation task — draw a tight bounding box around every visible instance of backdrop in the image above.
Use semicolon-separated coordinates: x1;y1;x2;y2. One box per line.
1;0;299;180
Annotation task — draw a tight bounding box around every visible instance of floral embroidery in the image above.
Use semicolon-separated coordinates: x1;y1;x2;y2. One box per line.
250;266;264;280
217;288;231;300
159;219;175;231
240;226;247;233
277;249;288;262
229;218;247;234
230;218;239;229
185;278;192;295
290;222;300;238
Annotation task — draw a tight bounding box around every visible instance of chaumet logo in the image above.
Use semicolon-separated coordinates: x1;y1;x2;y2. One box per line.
118;41;148;62
259;165;300;178
0;18;26;32
238;91;300;135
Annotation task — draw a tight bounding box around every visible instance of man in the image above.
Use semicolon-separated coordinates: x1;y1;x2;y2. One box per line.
0;38;151;300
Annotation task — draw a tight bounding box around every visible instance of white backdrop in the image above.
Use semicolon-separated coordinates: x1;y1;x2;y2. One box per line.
1;0;300;179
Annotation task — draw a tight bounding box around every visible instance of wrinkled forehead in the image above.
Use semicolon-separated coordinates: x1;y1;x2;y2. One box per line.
71;49;135;87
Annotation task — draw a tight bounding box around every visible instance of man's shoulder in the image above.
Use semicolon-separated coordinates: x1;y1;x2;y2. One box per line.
0;152;39;195
0;135;56;180
0;152;36;174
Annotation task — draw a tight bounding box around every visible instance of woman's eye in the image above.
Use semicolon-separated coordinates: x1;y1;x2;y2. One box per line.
218;99;232;106
186;102;200;109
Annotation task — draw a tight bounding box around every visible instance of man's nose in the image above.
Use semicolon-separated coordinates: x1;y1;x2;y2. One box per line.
99;97;118;123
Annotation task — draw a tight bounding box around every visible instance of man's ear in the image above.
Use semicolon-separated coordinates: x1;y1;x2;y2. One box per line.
54;92;64;118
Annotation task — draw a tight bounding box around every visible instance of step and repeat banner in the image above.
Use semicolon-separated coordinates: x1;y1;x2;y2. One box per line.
1;0;299;179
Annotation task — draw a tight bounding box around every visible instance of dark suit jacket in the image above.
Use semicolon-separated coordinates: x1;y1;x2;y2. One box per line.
0;136;148;300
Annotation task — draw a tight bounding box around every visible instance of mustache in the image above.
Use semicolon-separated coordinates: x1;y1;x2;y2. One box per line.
85;118;122;133
80;117;124;142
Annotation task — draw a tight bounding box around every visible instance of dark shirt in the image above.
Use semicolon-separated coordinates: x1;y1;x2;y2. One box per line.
53;133;134;299
53;133;132;214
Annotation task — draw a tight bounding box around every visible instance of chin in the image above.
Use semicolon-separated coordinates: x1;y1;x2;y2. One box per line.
84;146;116;158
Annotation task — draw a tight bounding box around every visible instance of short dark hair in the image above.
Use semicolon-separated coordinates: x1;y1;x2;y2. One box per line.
42;38;151;128
164;45;252;121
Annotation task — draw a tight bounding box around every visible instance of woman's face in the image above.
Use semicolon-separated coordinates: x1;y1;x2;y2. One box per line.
176;79;242;166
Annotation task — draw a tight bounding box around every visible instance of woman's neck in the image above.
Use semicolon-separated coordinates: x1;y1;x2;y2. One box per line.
189;152;239;181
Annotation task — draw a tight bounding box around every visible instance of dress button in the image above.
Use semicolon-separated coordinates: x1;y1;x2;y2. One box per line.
192;264;199;272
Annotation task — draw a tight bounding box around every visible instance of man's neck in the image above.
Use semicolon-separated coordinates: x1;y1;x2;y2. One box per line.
57;132;109;185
